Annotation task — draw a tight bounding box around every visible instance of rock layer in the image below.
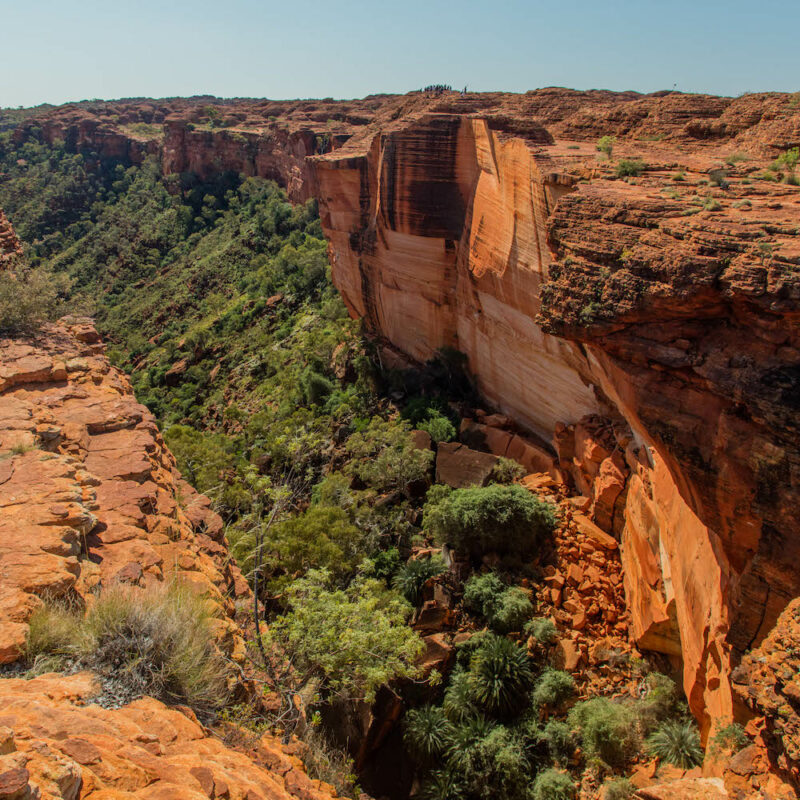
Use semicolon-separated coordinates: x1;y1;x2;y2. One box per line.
0;317;247;665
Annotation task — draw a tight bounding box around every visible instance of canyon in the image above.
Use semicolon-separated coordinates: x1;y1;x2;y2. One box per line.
2;87;800;795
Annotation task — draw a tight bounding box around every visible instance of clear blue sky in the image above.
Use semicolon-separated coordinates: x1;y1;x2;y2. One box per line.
2;0;798;107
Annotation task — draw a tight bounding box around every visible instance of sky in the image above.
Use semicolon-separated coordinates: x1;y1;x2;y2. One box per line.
1;0;798;107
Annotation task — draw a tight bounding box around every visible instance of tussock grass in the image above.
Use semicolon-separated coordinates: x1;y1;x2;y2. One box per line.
25;581;228;717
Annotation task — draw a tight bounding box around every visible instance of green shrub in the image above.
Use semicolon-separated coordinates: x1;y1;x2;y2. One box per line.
532;669;575;712
263;569;423;702
542;720;575;765
442;668;478;722
646;720;703;768
420;770;464;800
419;412;456;443
602;777;635;800
404;705;454;761
392;555;447;605
525;617;558;646
300;727;361;799
424;484;555;559
491;587;534;634
532;768;575;800
709;169;729;188
467;634;534;717
711;722;749;754
0;266;70;336
568;697;641;769
637;672;680;733
490;457;526;484
615;159;646;178
345;417;433;493
463;572;505;616
300;367;334;405
596;135;616;159
25;599;85;671
258;505;368;591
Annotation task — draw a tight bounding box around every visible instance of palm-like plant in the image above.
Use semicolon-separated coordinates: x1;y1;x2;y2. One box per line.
392;556;446;605
404;705;454;762
646;720;704;768
467;634;533;717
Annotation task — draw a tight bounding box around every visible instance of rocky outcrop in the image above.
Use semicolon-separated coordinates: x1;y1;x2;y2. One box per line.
307;90;800;739
0;209;22;266
0;317;341;799
0;317;247;665
0;672;338;800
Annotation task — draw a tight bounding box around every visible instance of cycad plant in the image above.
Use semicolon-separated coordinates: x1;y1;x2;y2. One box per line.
404;705;454;762
467;634;534;717
646;720;704;768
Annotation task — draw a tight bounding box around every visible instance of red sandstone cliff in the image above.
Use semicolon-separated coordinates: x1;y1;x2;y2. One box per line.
0;208;22;266
307;90;800;741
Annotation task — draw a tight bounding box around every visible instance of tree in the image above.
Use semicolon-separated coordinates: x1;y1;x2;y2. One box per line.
263;569;424;703
596;135;616;160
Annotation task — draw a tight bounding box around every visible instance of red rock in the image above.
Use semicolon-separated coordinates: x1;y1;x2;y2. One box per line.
434;442;499;488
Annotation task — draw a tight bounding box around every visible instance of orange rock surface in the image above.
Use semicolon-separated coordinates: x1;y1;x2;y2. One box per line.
0;318;247;665
0;672;338;800
0;209;22;266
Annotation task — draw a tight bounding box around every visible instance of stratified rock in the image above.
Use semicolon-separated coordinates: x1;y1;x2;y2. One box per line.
0;319;246;665
0;673;338;800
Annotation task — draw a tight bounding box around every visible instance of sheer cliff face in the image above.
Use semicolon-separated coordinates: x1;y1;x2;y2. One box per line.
310;93;800;735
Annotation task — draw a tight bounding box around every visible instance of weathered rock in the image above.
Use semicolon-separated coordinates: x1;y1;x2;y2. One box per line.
434;441;499;488
0;673;338;800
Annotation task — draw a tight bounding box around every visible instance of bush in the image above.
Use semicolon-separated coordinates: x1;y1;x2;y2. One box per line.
596;135;616;159
490;457;526;484
637;672;680;733
532;669;575;712
25;599;85;671
419;412;456;443
525;617;558;646
424;484;556;559
0;265;70;336
26;582;229;717
615;159;646;178
532;768;575;800
463;572;505;616
263;569;423;702
568;697;641;769
260;505;367;591
442;668;478;722
542;720;575;765
602;777;635;800
711;722;749;754
646;720;703;768
392;555;447;605
404;705;454;761
467;634;534;717
491;587;534;633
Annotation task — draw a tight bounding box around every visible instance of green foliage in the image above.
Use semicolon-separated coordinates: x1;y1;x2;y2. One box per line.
392;555;447;605
709;169;729;188
345;417;433;494
463;574;534;633
596;135;616;159
602;778;635;800
532;669;575;712
263;569;423;702
404;705;454;762
423;484;555;559
525;617;558;646
26;582;228;717
568;697;641;769
646;720;703;768
466;634;534;717
0;265;71;336
615;159;646;178
532;768;575;800
711;722;749;754
542;720;575;765
254;505;368;592
442;668;478;722
300;727;361;799
636;672;680;734
490;457;526;484
419;412;456;443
